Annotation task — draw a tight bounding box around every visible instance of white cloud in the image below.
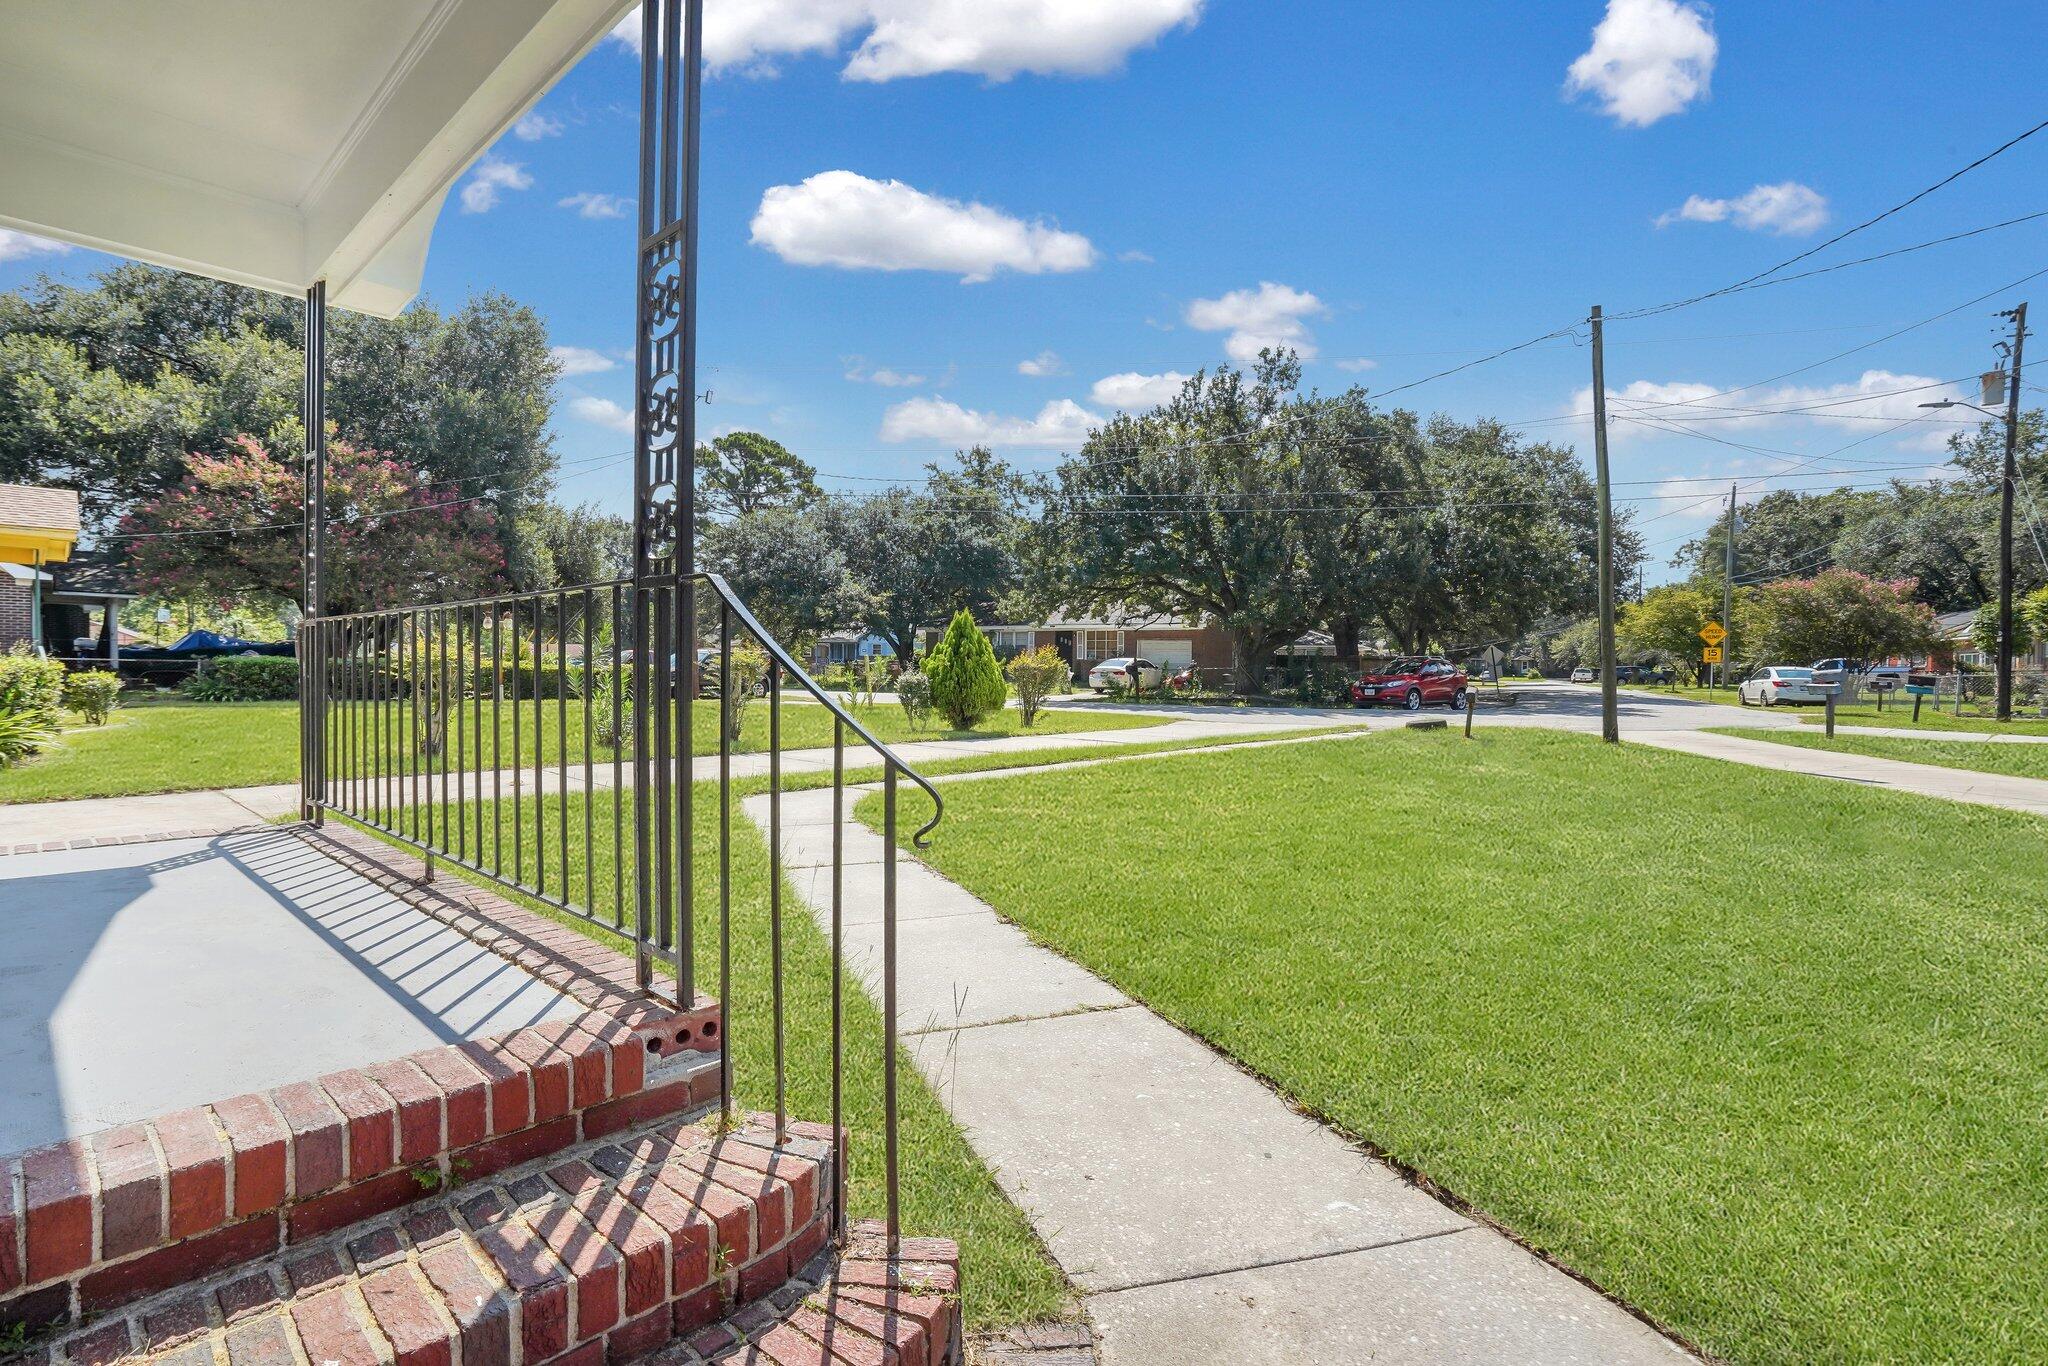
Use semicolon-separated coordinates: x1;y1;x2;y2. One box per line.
551;346;615;376
558;191;631;220
607;0;1200;82
1576;370;1969;452
750;171;1096;283
845;0;1203;82
1017;350;1067;377
459;156;533;213
1184;281;1325;364
1118;249;1155;263
569;396;634;433
880;396;1101;448
1334;358;1379;373
1089;371;1189;410
1656;182;1830;235
844;361;926;386
0;230;72;263
513;111;564;141
1565;0;1716;127
610;0;871;71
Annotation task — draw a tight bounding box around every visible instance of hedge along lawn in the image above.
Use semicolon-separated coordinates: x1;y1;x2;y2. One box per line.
858;729;2048;1363
1714;725;2048;781
0;693;1157;803
341;774;1071;1331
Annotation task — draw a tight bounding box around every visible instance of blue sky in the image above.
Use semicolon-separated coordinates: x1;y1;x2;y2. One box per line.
5;0;2046;580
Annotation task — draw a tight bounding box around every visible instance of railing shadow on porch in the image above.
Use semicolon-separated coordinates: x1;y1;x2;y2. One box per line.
299;570;941;1253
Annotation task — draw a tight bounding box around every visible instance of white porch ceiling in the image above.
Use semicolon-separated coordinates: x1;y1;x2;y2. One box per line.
0;0;630;316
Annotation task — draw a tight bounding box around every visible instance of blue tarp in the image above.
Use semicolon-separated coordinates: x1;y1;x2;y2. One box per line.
167;629;265;653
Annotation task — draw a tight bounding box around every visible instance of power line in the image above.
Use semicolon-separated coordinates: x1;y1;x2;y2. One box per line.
1613;115;2048;321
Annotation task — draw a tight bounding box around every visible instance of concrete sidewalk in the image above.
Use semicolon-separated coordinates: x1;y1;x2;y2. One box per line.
0;782;298;847
745;760;1689;1365
1637;728;2048;815
0;712;1358;848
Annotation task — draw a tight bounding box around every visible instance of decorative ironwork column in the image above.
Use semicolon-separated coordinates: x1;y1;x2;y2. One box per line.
632;0;702;1000
301;280;327;824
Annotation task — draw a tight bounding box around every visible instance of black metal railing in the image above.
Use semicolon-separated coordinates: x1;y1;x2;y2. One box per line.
301;571;941;1251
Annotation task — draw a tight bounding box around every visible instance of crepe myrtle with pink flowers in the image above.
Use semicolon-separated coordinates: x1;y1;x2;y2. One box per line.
120;436;504;617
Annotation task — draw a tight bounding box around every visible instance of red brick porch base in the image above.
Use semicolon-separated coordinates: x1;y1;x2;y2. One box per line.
26;1111;965;1366
1;821;965;1366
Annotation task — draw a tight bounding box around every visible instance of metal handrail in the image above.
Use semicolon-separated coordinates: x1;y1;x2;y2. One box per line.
691;570;943;846
303;570;939;1254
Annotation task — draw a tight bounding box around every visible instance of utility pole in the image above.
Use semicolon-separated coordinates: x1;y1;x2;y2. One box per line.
1996;302;2027;722
1590;305;1618;742
1722;481;1736;691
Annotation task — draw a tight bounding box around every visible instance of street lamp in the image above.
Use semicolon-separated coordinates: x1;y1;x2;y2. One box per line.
1923;384;2019;720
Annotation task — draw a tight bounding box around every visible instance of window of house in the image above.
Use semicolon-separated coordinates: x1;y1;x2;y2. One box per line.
1080;630;1122;658
989;629;1032;657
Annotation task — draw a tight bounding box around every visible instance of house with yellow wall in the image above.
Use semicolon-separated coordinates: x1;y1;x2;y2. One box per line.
0;482;137;661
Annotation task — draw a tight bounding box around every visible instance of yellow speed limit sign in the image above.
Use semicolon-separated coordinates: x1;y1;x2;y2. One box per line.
1702;645;1724;663
1699;622;1727;646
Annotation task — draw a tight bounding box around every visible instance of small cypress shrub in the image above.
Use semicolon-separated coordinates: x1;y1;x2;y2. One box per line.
896;670;933;731
1004;646;1069;726
63;671;124;725
924;611;1006;730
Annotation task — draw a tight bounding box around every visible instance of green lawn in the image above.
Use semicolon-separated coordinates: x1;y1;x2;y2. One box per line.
323;726;1365;1325
1716;726;2048;781
1792;699;2048;735
0;696;1155;804
0;701;303;802
345;772;1073;1330
859;730;2048;1363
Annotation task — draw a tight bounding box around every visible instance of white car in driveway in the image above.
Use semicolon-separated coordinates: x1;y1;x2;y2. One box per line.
1739;666;1827;706
1088;657;1163;692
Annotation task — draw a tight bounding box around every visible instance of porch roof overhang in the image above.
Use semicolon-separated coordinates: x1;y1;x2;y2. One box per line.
0;0;630;319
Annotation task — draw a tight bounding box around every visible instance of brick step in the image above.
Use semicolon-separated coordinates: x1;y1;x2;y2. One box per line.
4;1005;724;1341
669;1222;962;1366
25;1111;847;1366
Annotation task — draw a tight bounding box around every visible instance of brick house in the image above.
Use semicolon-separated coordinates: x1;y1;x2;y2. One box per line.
935;609;1238;682
0;483;141;661
0;483;79;653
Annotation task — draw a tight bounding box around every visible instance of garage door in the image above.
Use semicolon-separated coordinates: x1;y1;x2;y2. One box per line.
1139;637;1193;670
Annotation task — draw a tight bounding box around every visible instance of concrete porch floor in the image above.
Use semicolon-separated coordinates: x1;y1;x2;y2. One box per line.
0;827;583;1153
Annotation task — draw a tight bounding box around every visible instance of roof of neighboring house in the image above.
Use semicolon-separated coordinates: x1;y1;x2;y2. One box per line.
975;608;1203;633
47;548;139;601
0;482;81;565
0;483;80;531
1935;607;1979;639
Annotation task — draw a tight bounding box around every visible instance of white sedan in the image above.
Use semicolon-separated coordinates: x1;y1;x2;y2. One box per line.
1088;657;1163;691
1739;666;1828;706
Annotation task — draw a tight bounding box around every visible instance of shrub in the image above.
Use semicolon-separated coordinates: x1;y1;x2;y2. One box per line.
0;706;53;768
854;653;891;710
722;645;769;745
0;647;66;725
924;611;1006;730
896;670;933;732
595;694;635;750
63;671;124;725
1005;647;1069;727
183;654;299;701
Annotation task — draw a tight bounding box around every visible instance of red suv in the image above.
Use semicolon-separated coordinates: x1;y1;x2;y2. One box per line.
1351;657;1468;711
